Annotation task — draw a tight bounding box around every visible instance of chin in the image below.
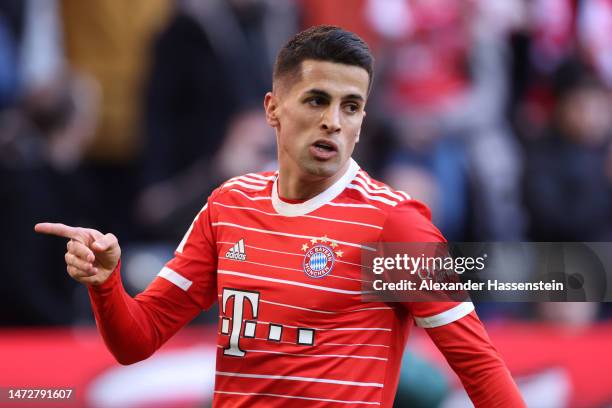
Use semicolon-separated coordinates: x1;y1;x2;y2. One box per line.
302;159;341;178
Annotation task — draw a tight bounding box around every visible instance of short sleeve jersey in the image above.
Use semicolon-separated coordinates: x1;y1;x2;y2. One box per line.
161;159;474;407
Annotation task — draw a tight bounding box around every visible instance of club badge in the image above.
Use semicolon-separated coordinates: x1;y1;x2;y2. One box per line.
301;236;343;279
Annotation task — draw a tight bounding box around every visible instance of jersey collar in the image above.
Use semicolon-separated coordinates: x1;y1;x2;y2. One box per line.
271;158;360;217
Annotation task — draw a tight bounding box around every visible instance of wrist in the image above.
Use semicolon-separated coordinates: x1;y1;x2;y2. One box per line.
89;260;121;292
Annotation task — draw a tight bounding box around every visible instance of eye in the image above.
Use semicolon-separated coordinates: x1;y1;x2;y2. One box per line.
343;103;360;114
306;96;326;107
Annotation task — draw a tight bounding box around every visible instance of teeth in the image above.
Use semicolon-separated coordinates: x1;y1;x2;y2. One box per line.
315;143;333;150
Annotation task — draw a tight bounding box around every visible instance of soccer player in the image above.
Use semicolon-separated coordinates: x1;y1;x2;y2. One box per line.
35;26;525;407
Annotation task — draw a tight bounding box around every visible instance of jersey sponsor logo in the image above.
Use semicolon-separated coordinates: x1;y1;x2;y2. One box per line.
301;236;342;279
219;288;316;357
225;239;247;261
221;288;259;357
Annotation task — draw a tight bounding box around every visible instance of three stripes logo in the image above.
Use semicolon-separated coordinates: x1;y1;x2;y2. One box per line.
225;239;247;261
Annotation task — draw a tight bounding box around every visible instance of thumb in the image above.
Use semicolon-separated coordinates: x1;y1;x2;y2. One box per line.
92;233;117;252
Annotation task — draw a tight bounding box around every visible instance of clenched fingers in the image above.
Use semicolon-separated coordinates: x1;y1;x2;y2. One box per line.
67;240;95;263
66;264;96;281
65;252;96;276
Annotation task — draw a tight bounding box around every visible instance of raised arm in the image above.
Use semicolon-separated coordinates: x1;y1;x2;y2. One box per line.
34;223;202;365
34;223;121;286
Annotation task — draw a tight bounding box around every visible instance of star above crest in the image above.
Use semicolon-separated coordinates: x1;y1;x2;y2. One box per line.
301;237;344;258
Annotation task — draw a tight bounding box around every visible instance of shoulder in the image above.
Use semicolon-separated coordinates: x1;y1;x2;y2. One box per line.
348;171;444;242
382;199;445;242
196;171;276;223
212;171;277;201
343;170;413;210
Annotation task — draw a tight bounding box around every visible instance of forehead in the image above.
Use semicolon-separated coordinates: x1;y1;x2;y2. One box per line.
285;60;369;99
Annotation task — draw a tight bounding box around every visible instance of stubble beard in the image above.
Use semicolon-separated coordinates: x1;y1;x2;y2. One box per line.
299;151;342;179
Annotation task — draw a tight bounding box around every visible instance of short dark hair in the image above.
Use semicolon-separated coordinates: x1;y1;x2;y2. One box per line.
273;25;374;92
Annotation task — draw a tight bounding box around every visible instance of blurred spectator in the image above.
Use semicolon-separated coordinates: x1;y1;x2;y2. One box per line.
60;0;170;163
136;0;297;240
0;0;100;325
57;0;170;242
509;0;578;142
537;302;600;328
524;60;612;241
578;0;612;87
370;0;526;240
1;0;611;329
1;0;169;324
578;0;612;88
300;0;380;52
0;17;19;109
529;0;576;74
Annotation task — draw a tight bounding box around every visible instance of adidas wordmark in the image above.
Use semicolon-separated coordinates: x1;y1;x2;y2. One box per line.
225;239;247;261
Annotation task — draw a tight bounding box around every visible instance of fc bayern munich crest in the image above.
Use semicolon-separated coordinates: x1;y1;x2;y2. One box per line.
301;236;343;279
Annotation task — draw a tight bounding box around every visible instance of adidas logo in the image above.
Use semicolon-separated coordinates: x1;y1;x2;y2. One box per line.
225;239;247;261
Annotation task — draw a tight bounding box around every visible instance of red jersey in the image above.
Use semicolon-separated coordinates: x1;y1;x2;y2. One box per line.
89;159;525;407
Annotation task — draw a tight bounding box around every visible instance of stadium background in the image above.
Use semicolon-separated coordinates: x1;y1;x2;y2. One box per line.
1;0;611;406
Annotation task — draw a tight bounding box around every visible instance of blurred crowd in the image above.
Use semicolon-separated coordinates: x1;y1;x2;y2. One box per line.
1;0;611;326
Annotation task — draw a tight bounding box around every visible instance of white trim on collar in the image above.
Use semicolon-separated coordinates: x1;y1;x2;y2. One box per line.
271;158;360;217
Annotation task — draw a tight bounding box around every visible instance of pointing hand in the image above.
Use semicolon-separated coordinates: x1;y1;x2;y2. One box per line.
34;223;121;286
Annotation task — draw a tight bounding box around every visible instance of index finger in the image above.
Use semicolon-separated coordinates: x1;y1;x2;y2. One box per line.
34;223;80;241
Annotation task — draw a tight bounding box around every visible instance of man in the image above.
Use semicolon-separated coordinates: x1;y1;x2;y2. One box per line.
36;26;525;407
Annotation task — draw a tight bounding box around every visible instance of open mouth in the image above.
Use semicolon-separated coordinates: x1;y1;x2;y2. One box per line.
312;140;338;153
310;139;339;160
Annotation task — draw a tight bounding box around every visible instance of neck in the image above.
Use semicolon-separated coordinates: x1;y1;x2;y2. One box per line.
277;160;351;201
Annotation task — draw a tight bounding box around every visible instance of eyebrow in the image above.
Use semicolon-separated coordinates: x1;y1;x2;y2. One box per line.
304;88;365;103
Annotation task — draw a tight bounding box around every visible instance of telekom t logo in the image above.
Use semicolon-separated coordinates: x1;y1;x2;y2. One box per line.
221;288;260;357
220;287;316;356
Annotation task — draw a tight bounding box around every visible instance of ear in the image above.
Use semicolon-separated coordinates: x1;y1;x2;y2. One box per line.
264;92;280;128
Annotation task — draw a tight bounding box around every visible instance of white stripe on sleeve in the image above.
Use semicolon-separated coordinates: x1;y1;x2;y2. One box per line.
158;267;193;291
413;302;475;328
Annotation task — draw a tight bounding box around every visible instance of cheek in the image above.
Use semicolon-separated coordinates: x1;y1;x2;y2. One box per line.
342;119;363;144
282;107;317;136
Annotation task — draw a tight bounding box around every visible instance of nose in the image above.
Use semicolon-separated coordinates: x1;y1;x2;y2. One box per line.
320;105;341;134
